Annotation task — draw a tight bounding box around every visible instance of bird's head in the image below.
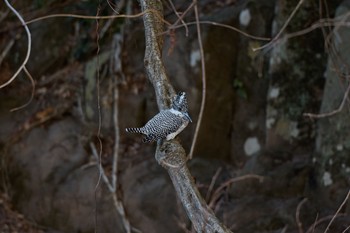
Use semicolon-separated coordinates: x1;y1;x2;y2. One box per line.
172;92;192;122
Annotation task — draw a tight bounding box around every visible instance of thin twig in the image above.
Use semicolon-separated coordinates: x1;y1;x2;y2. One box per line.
24;8;270;43
112;195;133;233
284;20;350;42
112;73;131;233
304;81;350;119
166;20;271;41
296;198;308;233
10;66;35;112
172;1;195;27
305;214;346;233
0;8;10;22
89;88;133;233
341;225;350;233
106;0;121;14
110;24;134;232
205;167;222;203
169;11;350;49
25;10;171;26
1;0;31;89
252;0;305;51
0;36;16;66
318;0;331;54
94;5;134;231
189;0;206;159
100;16;116;39
209;174;264;208
90;142;114;192
168;0;189;36
100;0;125;39
94;2;104;213
310;213;319;233
324;188;350;233
112;80;119;193
303;11;350;119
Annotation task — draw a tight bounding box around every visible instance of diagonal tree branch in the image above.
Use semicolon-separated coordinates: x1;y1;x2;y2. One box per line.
139;0;232;232
140;0;175;110
156;141;232;233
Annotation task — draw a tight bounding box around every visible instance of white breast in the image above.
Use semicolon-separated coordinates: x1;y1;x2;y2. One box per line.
169;108;184;117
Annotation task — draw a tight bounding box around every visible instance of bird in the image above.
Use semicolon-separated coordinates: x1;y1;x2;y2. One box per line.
126;92;192;143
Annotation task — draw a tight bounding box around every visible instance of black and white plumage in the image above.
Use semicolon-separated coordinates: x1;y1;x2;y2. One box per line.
126;92;192;143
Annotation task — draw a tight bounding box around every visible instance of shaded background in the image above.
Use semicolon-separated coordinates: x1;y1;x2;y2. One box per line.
0;0;350;232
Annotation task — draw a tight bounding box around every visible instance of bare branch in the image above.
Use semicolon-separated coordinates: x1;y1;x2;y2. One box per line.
91;13;134;231
0;8;10;22
167;20;270;41
1;0;31;89
324;188;350;233
304;80;350;119
110;26;135;232
208;174;264;209
309;213;319;233
112;77;132;233
90;140;133;233
305;214;346;233
296;198;307;233
189;0;206;159
90;142;114;192
206;168;222;203
0;35;16;66
342;225;350;233
106;0;122;14
167;0;189;36
25;10;171;26
253;0;305;51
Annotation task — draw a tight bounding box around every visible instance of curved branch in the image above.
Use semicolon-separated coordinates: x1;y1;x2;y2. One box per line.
252;0;305;51
167;20;271;41
189;1;206;159
1;0;31;89
25;10;171;26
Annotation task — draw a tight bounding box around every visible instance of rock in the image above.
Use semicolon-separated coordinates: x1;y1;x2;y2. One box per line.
315;0;350;202
8;118;122;232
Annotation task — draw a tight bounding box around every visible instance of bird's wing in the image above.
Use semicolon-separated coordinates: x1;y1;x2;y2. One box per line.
143;110;183;139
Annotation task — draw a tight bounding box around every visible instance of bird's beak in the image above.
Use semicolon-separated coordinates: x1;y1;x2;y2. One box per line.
184;112;192;122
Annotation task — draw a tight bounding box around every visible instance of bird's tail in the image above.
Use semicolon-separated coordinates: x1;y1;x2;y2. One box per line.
125;127;144;134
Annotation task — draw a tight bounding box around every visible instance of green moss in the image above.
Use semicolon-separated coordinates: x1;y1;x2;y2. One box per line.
233;79;248;99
